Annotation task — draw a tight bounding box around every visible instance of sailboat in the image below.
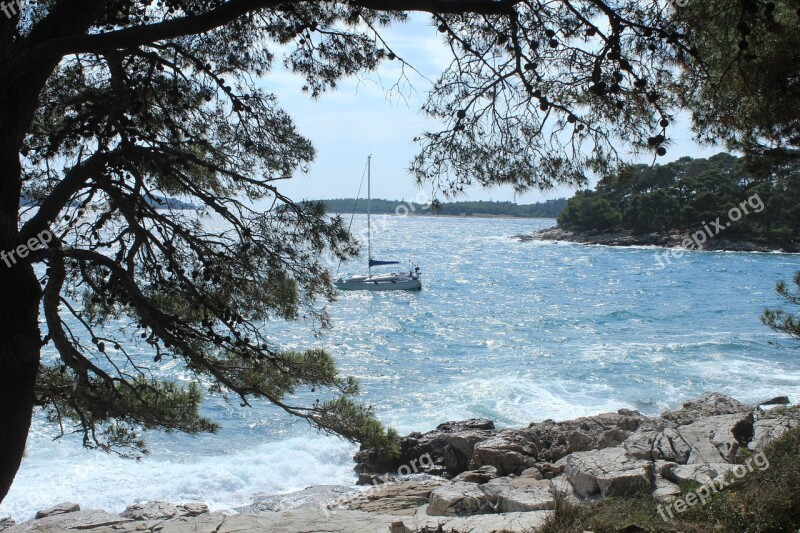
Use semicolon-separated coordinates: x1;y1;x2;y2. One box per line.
334;156;422;292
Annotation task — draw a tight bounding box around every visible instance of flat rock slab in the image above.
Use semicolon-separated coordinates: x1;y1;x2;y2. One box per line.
481;477;555;512
662;463;737;486
564;447;653;498
451;465;500;484
427;482;493;516
34;504;80;520
471;432;539;476
675;413;753;464
6;510;132;532
750;408;800;451
120;501;208;521
237;485;359;513
652;477;682;499
346;479;448;515
130;509;550;533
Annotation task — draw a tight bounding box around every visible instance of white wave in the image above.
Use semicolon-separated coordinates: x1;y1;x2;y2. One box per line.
0;432;356;523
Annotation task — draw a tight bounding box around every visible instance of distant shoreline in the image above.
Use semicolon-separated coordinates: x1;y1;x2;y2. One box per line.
319;198;567;219
517;226;800;253
327;211;556;220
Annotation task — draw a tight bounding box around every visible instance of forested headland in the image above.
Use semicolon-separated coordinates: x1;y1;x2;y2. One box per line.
556;153;800;247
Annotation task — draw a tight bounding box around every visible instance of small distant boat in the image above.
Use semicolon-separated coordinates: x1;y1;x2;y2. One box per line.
335;156;422;292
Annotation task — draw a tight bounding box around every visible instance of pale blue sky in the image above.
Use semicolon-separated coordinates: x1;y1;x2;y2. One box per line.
265;15;721;204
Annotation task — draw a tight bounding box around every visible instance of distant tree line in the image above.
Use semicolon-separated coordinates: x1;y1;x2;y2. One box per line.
321;198;568;218
557;154;800;246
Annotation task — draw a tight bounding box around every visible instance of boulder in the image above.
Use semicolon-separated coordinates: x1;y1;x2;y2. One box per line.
758;396;790;407
344;478;447;515
625;412;756;466
120;501;208;521
34;502;80;519
653;427;692;463
549;475;583;505
523;410;648;463
749;407;800;451
451;465;500;484
661;462;737;486
563;448;653;498
674;413;753;464
520;467;544;480
470;430;539;476
0;517;14;530
652;477;682;499
354;419;495;479
660;393;750;427
480;477;555;512
389;520;412;533
427;482;494;516
623;427;659;460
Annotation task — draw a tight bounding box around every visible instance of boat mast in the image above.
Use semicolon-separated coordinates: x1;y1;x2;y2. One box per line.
367;154;372;275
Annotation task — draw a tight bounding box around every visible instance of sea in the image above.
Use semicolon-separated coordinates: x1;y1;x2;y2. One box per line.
3;215;800;521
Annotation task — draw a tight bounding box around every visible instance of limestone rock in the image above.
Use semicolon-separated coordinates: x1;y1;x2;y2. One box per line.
345;478;447;515
661;463;736;486
623;427;659;460
387;510;552;533
120;501;208;521
759;396;790;406
549;475;583;505
470;430;538;476
34;503;80;519
675;413;753;464
564;448;653;498
354;419;495;479
390;520;412;533
427;482;493;516
660;393;750;427
520;467;544;480
151;511;227;533
8;509;132;532
523;410;648;464
750;407;800;451
652;477;682;499
451;465;500;484
653;427;692;463
480;476;555;512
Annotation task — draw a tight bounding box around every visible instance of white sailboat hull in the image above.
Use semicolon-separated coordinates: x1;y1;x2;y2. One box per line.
334;155;423;292
335;273;422;291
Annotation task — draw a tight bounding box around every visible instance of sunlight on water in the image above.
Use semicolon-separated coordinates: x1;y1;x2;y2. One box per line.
4;215;800;521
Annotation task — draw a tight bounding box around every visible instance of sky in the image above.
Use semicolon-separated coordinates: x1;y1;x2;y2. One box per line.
262;14;723;205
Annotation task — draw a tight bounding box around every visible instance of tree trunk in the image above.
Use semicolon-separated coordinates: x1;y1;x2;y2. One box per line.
0;88;45;505
0;1;107;505
0;268;41;504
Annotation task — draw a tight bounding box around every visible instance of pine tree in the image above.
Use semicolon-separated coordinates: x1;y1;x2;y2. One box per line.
0;0;742;503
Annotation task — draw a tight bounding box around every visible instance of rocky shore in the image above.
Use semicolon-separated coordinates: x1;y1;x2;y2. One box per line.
516;226;799;253
3;393;798;533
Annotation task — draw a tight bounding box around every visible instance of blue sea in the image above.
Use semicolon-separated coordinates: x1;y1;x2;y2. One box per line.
3;215;800;521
